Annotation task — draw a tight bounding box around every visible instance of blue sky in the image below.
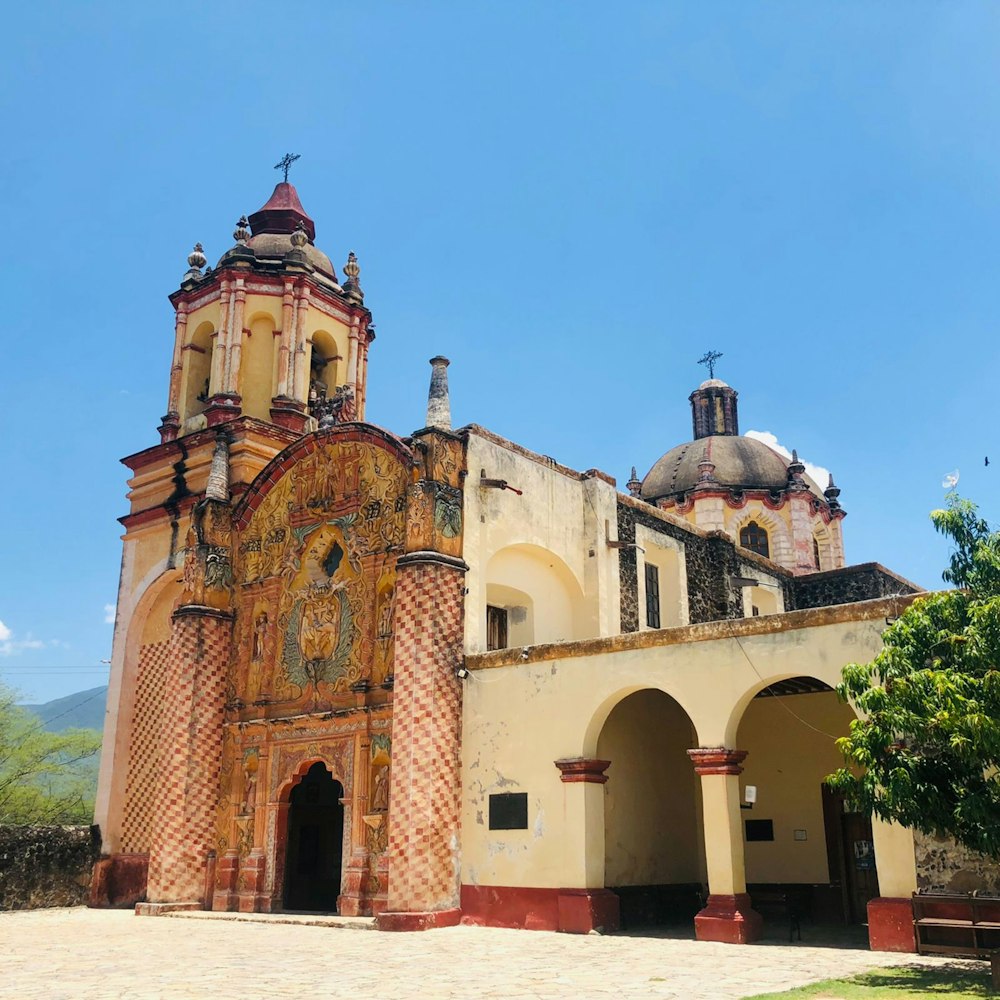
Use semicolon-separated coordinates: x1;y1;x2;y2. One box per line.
2;3;999;702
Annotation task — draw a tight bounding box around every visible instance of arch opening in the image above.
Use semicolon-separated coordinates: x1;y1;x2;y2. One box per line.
182;322;215;423
309;330;342;404
598;688;704;931
482;544;586;649
282;761;345;912
737;677;877;928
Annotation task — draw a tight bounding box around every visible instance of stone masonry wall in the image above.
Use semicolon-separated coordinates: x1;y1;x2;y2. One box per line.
617;501;744;629
0;825;98;910
790;563;919;611
914;830;1000;894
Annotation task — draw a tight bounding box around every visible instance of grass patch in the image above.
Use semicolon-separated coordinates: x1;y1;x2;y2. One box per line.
746;964;995;999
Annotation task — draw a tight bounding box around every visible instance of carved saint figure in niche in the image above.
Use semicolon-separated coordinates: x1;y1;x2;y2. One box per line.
371;764;390;813
242;754;259;816
252;611;268;661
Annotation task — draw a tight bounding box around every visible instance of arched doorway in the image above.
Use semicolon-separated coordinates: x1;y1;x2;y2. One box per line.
598;689;704;930
283;762;345;912
736;677;877;930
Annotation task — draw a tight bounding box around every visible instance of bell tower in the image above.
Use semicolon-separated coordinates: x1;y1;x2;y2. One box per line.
159;170;373;444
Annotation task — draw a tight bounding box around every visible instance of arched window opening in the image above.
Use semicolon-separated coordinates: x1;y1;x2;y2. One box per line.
813;536;822;571
182;322;215;422
309;331;342;405
739;521;770;559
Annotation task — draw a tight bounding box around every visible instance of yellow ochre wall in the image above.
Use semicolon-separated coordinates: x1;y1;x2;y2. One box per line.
598;690;704;886
461;609;909;894
737;691;857;884
462;430;621;653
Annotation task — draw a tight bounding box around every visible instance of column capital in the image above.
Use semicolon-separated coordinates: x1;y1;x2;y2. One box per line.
554;757;611;784
687;748;748;775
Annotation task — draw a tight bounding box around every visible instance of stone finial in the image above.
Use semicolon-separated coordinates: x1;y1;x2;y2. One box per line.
290;219;309;249
183;242;207;282
205;432;230;503
233;216;251;246
824;473;842;511
696;450;717;485
343;251;363;302
627;466;642;497
787;449;807;489
426;356;452;431
188;243;207;271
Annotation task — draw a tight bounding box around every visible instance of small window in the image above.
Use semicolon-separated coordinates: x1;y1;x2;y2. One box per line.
645;563;661;628
813;537;821;570
745;819;774;842
487;605;508;651
752;605;760;617
739;521;770;559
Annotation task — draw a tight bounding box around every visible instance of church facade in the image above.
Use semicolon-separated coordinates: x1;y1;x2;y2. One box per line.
92;177;924;949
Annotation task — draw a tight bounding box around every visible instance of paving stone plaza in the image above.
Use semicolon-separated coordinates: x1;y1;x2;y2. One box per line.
0;909;979;1000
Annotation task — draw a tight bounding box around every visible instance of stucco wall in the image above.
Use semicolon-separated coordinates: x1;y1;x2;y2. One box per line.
738;692;858;883
598;690;704;886
461;607;897;892
462;429;620;653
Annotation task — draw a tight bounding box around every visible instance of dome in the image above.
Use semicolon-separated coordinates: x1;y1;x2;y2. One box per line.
243;231;337;279
640;435;824;501
215;181;339;282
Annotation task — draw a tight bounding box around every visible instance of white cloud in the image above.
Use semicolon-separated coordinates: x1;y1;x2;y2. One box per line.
745;430;831;490
104;603;117;625
0;621;59;657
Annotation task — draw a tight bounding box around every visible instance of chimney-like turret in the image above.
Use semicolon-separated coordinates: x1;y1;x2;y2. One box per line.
689;380;739;440
426;356;452;431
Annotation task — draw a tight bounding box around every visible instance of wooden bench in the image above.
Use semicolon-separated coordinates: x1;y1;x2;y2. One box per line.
913;890;1000;958
749;887;804;942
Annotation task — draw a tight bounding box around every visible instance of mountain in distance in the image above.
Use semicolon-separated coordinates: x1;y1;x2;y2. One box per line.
22;686;108;733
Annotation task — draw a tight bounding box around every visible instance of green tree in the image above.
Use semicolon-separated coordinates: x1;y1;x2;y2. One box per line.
0;683;102;825
829;494;1000;856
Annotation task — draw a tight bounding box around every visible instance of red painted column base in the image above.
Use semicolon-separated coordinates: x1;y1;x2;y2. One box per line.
694;893;763;944
376;907;462;932
269;397;309;433
558;889;621;934
867;897;916;953
89;854;149;909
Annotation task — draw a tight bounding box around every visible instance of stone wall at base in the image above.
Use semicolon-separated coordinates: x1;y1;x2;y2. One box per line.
0;825;98;910
914;830;1000;893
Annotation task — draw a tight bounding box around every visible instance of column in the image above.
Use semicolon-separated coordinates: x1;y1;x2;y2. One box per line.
142;606;233;910
867;819;918;953
224;278;247;397
553;758;620;933
376;552;466;931
160;303;188;441
687;748;762;943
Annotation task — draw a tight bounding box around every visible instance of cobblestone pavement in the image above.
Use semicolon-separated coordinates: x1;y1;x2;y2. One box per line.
0;908;982;1000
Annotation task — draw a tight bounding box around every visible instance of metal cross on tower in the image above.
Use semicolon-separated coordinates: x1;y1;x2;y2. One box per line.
697;350;723;380
274;152;301;182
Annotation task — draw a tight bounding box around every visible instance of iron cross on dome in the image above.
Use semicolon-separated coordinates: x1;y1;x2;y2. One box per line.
697;350;723;380
274;152;301;182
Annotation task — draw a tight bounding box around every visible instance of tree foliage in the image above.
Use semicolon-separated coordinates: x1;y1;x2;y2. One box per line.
0;683;101;825
829;494;1000;856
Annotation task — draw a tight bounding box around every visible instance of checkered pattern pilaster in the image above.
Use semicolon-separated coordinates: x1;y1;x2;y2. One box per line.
386;559;465;914
120;640;170;853
146;608;232;903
